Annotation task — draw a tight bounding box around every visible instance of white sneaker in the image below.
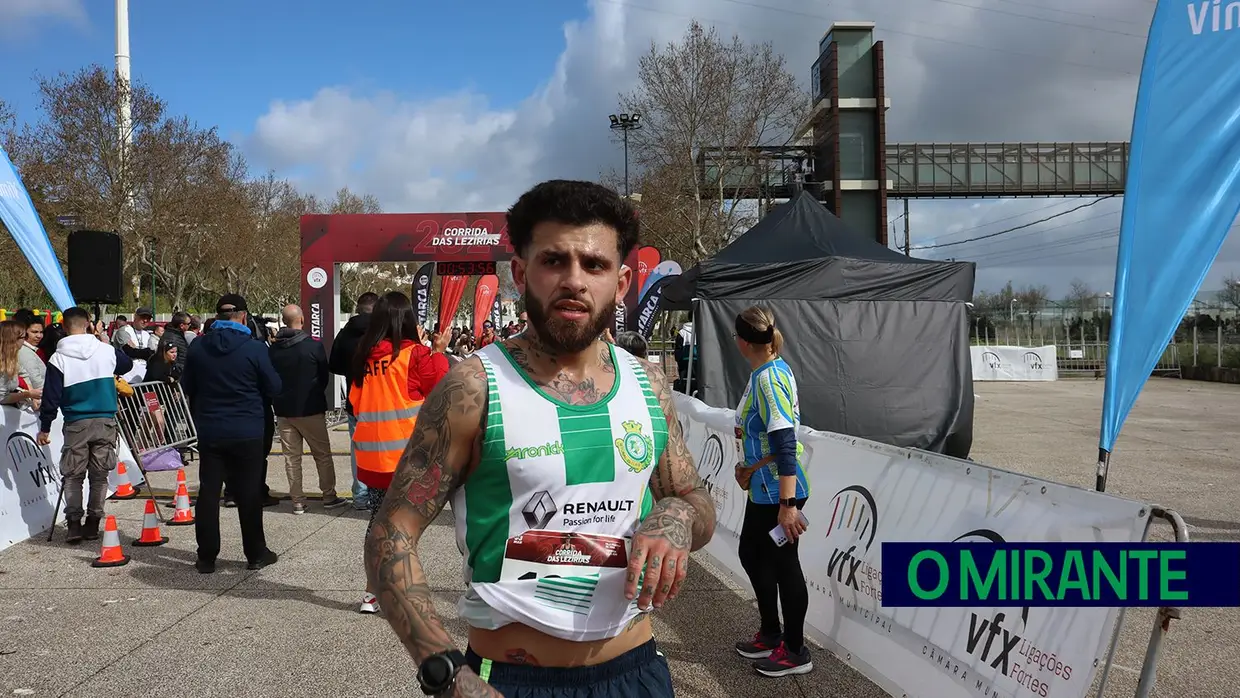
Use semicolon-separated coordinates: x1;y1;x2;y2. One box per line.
359;593;379;614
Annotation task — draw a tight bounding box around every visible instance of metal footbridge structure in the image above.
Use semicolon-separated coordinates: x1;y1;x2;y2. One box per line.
697;141;1129;200
693;21;1130;246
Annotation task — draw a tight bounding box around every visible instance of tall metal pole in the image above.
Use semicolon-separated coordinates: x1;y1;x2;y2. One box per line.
116;0;132;158
609;113;641;198
116;0;135;300
903;198;911;256
623;129;630;197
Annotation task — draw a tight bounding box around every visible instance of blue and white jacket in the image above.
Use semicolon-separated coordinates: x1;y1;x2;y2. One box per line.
39;335;134;433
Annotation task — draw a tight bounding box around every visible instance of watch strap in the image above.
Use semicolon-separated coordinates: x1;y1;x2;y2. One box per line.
779;497;798;507
445;649;467;668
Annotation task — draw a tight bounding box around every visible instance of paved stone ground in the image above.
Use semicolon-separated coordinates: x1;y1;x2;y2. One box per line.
0;377;1235;697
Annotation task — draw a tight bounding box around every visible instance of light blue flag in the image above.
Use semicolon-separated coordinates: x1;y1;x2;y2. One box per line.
1100;1;1240;466
0;146;75;310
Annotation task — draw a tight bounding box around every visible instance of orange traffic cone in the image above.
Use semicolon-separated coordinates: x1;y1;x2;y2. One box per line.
91;515;130;568
168;478;194;526
132;499;169;546
110;462;139;500
165;469;192;505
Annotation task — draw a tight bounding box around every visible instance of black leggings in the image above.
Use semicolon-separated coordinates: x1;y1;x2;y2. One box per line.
738;497;810;653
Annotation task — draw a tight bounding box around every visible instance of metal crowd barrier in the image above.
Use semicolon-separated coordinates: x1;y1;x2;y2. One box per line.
1096;507;1190;698
45;380;198;539
116;381;198;522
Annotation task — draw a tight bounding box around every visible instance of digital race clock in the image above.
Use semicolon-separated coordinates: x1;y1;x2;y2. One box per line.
435;260;498;276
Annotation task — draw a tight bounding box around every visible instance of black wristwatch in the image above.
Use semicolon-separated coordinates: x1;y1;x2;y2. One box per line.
779;497;798;508
418;649;467;696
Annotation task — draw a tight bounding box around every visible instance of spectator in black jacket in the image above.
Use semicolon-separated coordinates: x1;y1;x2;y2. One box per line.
144;342;181;384
182;293;281;574
161;311;191;374
270;304;347;515
329;291;378;510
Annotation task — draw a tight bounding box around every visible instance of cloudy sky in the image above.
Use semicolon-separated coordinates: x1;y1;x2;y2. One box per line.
2;0;1237;299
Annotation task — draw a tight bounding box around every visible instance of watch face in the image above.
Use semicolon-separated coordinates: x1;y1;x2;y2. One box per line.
419;655;452;689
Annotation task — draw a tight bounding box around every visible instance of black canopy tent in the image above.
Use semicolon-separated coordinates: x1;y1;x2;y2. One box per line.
662;192;976;457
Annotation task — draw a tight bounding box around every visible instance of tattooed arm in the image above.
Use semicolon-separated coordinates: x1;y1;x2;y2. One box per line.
623;359;717;611
364;357;499;697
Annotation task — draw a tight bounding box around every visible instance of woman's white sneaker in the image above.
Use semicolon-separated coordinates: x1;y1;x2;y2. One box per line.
359;593;380;614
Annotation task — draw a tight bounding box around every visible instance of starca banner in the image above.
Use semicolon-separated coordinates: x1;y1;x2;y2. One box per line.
674;392;1149;698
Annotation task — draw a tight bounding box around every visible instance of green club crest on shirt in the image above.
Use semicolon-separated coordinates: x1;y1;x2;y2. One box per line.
615;420;654;473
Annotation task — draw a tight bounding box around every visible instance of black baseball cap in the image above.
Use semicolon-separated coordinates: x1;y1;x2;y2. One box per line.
215;294;249;313
134;307;154;318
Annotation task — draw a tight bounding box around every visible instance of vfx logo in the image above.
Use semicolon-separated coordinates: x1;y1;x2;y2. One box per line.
7;432;58;489
697;434;728;512
825;485;879;593
954;529;1031;678
1022;352;1044;370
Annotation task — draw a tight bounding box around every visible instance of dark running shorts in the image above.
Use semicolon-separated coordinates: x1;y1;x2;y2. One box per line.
465;638;674;697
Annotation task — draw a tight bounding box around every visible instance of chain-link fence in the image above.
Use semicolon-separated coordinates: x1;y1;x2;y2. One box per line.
970;305;1240;371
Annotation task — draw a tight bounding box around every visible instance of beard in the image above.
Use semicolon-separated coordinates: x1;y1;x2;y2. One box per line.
523;288;613;355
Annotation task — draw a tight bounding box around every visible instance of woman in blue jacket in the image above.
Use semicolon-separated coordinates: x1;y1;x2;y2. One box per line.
729;305;813;678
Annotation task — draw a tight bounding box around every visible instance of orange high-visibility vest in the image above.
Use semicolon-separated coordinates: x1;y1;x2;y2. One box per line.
349;343;423;489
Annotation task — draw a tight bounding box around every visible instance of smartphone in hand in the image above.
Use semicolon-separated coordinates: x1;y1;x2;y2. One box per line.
769;511;809;547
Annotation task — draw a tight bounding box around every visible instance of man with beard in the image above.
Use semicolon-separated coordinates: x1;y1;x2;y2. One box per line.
365;180;715;698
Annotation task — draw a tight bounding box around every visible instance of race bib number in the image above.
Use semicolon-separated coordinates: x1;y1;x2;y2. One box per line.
502;530;629;581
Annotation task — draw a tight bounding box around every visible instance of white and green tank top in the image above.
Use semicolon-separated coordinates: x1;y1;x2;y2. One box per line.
452;342;668;642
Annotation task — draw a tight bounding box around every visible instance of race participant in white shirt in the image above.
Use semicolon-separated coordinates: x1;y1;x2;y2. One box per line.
365;180;716;698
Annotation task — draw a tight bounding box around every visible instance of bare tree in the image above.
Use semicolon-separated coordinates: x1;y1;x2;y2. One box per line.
9;67;162;277
971;290;995;313
621;21;807;263
211;171;313;311
0;98;14;148
1066;279;1097;318
141;120;246;309
327;186;381;215
600;165;696;263
1220;273;1240;311
6;66;253;311
1016;284;1049;315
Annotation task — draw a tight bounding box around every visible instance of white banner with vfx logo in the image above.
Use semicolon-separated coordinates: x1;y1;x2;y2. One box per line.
971;345;1058;382
0;405;144;552
674;393;1149;698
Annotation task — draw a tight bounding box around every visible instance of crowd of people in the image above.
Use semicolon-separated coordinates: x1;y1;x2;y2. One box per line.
7;179;816;696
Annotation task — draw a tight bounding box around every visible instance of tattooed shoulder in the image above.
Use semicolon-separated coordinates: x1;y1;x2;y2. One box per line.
637;357;669;389
385;356;488;520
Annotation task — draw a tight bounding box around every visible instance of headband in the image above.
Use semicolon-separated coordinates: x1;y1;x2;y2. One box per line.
735;315;775;344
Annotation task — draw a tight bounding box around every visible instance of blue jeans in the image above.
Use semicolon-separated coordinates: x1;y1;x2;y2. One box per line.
347;414;369;508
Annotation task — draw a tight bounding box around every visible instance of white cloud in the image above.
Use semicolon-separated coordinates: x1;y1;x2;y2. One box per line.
0;0;87;40
242;0;1240;296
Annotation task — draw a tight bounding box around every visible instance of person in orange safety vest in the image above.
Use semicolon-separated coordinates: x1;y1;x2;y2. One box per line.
349;291;450;614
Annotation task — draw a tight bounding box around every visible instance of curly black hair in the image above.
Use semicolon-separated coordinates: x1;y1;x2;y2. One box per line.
506;180;640;261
